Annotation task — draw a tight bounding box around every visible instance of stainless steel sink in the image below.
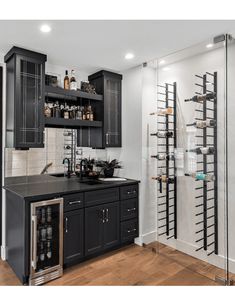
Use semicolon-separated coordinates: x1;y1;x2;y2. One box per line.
79;179;103;185
49;173;66;178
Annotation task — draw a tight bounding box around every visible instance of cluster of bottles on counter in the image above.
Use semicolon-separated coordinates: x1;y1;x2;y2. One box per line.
44;102;94;121
36;207;53;263
64;69;77;91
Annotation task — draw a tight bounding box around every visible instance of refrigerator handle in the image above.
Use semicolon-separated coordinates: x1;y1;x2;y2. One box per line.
31;215;37;270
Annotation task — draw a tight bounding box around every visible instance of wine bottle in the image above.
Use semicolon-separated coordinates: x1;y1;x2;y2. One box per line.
185;92;216;103
150;131;173;138
70;70;77;91
64;70;70;90
185;172;215;181
150;108;173;115
187;146;215;155
152;175;174;183
151;153;174;160
192;119;216;128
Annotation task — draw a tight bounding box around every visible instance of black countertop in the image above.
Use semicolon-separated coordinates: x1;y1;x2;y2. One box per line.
4;175;139;200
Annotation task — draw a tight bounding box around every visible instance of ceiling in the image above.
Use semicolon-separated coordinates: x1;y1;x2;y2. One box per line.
0;20;235;73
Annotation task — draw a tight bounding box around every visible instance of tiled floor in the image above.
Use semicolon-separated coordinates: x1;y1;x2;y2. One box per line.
0;242;230;286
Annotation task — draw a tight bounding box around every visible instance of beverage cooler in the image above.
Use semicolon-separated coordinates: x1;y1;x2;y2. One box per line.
29;198;63;285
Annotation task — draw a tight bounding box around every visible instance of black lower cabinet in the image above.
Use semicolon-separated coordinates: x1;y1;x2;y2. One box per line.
85;201;120;256
85;205;103;256
103;201;120;250
64;209;84;265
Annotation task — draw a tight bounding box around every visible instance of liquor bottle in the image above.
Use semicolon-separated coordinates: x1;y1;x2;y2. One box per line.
187;146;215;155
151;153;174;160
87;105;94;121
82;106;87;120
150;131;173;138
63;105;69;119
185;172;215;181
192;119;216;128
47;225;53;240
70;70;77;91
150;108;173;115
185;92;216;103
64;70;70;90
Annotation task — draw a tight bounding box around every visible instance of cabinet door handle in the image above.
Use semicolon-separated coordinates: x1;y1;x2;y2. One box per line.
31;215;37;270
127;228;137;233
127;190;136;195
102;209;105;223
68;200;81;205
106;208;109;222
127;208;136;212
106;133;109;145
65;217;68;233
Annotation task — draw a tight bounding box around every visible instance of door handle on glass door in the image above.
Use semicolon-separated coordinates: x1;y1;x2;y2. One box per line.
31;215;37;270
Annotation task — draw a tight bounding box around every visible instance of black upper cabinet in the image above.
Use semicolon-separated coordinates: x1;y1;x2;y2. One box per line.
4;47;47;149
88;70;122;148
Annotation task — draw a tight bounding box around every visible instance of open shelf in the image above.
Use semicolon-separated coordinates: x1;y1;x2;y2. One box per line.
45;117;103;129
45;85;103;101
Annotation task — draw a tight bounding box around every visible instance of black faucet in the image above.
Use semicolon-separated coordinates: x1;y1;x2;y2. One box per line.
79;159;87;181
63;158;71;178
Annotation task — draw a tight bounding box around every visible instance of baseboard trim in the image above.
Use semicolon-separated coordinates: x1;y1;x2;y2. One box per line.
1;245;6;260
135;231;157;246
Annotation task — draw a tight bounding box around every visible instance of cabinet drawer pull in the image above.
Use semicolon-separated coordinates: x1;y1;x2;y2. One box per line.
127;208;136;212
65;217;68;233
127;228;137;233
106;208;109;222
127;190;136;195
102;209;105;223
68;200;81;205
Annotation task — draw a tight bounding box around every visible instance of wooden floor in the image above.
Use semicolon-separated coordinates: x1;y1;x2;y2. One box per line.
0;242;230;286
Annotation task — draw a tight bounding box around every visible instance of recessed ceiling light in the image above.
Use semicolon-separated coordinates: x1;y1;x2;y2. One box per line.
159;60;165;65
162;67;170;71
40;24;51;33
125;53;134;60
206;43;213;48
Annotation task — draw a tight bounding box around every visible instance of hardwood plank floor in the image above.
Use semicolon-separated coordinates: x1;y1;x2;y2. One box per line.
0;242;227;286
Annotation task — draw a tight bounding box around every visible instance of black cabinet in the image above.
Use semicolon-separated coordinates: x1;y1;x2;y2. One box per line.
85;201;120;256
64;209;84;265
4;47;47;149
88;70;122;148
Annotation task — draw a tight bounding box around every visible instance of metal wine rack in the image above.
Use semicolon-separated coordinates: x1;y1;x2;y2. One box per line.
186;72;218;256
153;82;177;240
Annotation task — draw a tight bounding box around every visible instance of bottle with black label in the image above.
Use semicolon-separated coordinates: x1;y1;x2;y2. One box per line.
187;146;215;155
151;153;174;160
150;131;173;138
185;92;216;103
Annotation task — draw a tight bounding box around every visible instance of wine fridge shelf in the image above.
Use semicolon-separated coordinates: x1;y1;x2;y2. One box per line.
153;82;177;240
186;72;218;256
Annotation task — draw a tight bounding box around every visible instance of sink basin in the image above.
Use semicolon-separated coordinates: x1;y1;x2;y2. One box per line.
49;173;66;178
79;179;103;185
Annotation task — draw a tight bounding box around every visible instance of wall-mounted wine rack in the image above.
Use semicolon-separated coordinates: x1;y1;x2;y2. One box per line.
185;72;218;256
151;82;177;240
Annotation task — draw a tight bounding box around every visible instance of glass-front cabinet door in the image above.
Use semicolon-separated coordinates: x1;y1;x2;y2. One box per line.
16;56;45;148
104;76;122;147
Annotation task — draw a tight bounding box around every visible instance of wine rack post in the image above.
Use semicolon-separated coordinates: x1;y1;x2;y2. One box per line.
185;72;218;256
152;82;177;240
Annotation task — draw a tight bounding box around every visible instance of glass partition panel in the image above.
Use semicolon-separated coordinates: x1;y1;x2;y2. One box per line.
146;37;228;284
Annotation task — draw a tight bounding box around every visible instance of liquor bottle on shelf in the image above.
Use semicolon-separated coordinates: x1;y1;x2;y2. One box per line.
150;108;173;115
82;106;87;120
64;70;70;90
151;153;175;160
187;146;215;155
70;70;77;91
192;119;216;128
185;172;215;181
87;105;94;121
185;92;216;103
150;131;174;138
